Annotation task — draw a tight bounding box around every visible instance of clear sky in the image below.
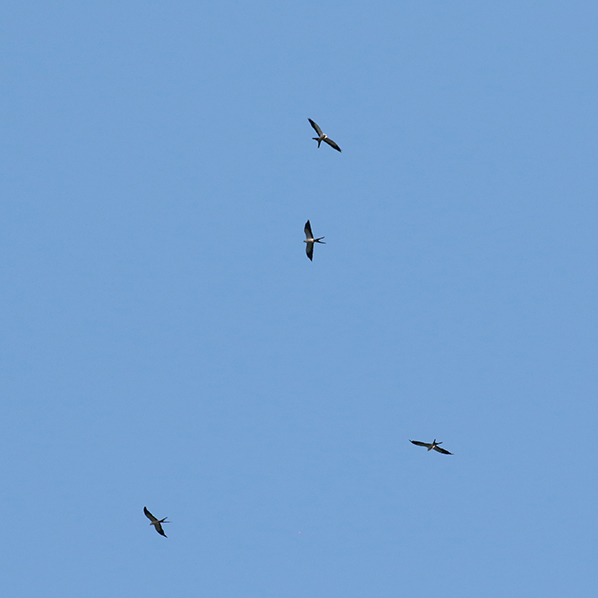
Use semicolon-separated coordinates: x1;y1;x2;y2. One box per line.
1;1;598;596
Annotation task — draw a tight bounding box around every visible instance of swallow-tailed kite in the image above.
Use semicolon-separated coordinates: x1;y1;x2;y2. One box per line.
144;506;169;537
304;220;326;261
409;439;453;455
308;119;342;152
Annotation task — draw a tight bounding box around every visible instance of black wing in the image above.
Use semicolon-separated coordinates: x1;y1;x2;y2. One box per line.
144;506;158;522
154;522;167;537
308;118;323;136
433;446;453;455
323;137;342;152
304;220;313;239
410;440;431;448
305;242;314;261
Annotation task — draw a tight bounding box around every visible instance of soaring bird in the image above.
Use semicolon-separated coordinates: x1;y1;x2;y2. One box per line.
308;119;342;152
144;506;169;537
409;439;453;455
304;220;326;261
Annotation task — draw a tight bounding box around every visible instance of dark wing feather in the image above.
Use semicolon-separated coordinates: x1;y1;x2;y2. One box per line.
410;440;431;448
308;118;322;136
305;242;314;261
304;220;313;239
154;522;167;537
144;506;158;522
434;446;453;455
433;446;453;455
323;137;342;152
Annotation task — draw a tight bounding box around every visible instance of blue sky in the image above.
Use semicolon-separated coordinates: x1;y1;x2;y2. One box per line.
1;1;598;596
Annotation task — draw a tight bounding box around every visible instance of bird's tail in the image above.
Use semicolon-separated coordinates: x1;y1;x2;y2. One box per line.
313;138;321;147
315;237;325;243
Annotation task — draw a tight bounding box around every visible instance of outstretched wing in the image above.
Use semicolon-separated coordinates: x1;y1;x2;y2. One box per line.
154;522;167;537
305;242;314;261
433;445;453;455
324;137;342;152
144;506;158;522
410;440;431;448
308;118;323;136
304;220;313;240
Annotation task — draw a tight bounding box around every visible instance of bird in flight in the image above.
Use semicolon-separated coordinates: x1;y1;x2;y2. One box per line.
409;439;453;455
304;220;326;261
308;119;342;152
144;506;169;537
